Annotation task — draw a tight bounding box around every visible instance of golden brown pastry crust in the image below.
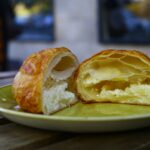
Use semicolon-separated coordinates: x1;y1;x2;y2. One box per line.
13;47;77;113
75;49;150;102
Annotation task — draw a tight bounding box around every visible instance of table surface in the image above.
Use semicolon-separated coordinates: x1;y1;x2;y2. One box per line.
0;75;150;150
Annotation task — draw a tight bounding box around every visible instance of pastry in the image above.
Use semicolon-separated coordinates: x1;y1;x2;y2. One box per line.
13;47;79;114
75;50;150;105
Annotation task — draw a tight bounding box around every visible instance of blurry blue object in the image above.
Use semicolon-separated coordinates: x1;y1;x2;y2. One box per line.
15;16;30;25
110;8;150;32
44;15;53;26
31;14;53;28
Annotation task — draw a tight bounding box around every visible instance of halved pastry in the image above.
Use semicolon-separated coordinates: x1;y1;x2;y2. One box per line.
13;47;79;114
75;50;150;105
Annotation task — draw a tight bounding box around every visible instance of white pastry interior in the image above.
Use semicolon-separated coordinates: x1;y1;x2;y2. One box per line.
42;52;78;114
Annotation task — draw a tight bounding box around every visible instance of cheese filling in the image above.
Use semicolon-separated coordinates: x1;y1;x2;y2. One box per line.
100;84;150;103
42;82;76;114
82;78;150;103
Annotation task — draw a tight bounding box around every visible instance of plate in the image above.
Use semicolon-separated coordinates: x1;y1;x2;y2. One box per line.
1;85;150;132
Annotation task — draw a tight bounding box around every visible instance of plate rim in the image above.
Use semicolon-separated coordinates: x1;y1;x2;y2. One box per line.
1;85;150;122
1;107;150;122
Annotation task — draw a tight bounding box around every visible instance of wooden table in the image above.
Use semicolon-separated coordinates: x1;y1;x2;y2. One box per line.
1;75;150;150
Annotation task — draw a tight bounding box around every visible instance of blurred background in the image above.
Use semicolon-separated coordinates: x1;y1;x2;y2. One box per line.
1;0;150;71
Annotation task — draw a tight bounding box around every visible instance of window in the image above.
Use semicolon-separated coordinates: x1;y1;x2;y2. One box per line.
10;0;54;41
99;0;150;44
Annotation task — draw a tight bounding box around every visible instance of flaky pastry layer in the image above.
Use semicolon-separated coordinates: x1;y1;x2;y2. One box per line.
13;47;78;114
75;50;150;105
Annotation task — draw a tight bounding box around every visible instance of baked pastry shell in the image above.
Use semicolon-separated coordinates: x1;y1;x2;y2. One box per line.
13;47;78;113
74;49;150;103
